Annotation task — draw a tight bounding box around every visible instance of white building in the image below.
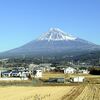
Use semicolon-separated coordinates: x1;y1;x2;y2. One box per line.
80;70;89;74
33;70;42;78
70;76;85;82
29;63;38;67
64;67;76;74
29;64;39;74
39;63;51;72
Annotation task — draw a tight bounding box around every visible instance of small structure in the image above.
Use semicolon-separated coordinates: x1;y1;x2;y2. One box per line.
47;78;65;83
70;76;85;82
1;71;12;77
80;70;89;74
33;70;42;78
39;63;51;72
29;64;38;71
11;71;22;77
64;67;76;74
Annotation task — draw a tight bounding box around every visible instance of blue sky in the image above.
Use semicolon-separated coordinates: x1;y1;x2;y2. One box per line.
0;0;100;52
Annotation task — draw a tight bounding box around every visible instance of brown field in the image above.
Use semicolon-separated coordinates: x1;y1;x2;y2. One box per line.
0;84;100;100
75;84;100;100
0;86;73;100
0;73;100;100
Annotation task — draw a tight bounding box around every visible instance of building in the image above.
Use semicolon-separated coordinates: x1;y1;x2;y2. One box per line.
39;63;51;72
29;64;39;70
11;71;22;77
70;76;85;82
64;67;76;74
1;71;12;77
33;70;42;78
47;78;65;83
79;69;89;74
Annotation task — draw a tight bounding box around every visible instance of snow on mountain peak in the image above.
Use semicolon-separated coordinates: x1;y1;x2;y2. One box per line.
38;28;77;41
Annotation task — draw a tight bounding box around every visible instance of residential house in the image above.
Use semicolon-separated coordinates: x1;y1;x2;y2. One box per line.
39;63;51;72
29;64;39;73
79;69;89;74
64;67;76;74
33;69;42;78
11;71;22;77
1;70;12;77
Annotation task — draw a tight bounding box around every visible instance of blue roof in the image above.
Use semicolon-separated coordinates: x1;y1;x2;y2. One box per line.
2;71;11;74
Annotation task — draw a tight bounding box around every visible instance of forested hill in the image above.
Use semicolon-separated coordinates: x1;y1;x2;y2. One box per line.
74;50;100;66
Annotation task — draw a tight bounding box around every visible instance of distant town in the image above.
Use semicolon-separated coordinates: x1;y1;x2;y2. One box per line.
0;57;99;83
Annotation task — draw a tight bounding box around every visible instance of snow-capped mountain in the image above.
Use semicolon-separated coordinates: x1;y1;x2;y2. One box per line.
0;28;100;58
38;28;77;41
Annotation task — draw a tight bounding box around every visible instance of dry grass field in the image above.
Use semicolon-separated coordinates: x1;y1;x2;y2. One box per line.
0;84;99;100
75;84;100;100
0;86;74;100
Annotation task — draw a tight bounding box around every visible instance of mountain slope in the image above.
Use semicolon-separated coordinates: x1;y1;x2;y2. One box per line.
0;28;100;58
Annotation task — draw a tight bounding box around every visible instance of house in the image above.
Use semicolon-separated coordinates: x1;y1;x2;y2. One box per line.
64;67;76;74
39;63;51;67
1;70;12;77
0;58;9;62
50;67;56;71
29;64;39;70
39;63;51;72
33;69;42;78
79;69;89;74
11;71;22;77
70;76;85;82
54;66;65;72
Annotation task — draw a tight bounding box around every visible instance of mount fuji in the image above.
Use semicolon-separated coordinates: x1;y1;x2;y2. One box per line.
0;28;100;58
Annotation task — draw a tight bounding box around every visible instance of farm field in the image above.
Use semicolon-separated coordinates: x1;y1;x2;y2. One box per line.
0;86;74;100
0;84;100;100
75;84;100;100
